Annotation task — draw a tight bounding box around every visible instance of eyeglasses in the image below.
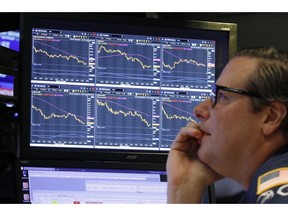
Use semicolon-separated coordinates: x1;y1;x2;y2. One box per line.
210;84;261;107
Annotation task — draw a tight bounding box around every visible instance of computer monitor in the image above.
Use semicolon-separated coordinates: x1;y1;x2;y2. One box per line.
0;45;18;116
0;37;19;102
0;30;20;52
19;13;237;163
15;159;167;204
0;73;14;97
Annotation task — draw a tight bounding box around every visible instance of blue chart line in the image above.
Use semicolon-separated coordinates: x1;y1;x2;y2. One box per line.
32;40;90;81
161;99;197;148
162;48;208;87
95;95;154;146
31;94;88;144
96;43;155;85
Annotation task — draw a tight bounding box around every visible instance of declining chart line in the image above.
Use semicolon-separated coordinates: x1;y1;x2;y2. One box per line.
162;102;197;123
98;45;152;69
97;99;151;127
33;41;88;65
32;96;86;125
163;49;206;70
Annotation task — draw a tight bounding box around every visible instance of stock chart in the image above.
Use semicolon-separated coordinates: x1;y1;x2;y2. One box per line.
30;28;214;150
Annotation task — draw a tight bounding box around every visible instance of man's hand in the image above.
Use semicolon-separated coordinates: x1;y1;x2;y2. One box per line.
166;121;222;203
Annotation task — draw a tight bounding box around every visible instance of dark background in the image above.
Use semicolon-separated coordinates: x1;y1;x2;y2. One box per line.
148;12;288;52
2;12;288;51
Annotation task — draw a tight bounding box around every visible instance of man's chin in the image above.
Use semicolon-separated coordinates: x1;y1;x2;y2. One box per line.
197;145;212;164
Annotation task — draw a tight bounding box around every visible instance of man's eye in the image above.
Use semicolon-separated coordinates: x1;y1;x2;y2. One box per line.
217;91;228;101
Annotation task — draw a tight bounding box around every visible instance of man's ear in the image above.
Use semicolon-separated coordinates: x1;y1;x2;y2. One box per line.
262;101;287;136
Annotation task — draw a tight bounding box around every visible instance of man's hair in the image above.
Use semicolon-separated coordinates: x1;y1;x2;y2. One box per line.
234;47;288;137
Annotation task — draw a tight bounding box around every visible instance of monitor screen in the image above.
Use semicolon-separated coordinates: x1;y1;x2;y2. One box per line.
19;13;237;163
0;33;19;107
0;30;20;52
15;159;167;204
0;73;14;97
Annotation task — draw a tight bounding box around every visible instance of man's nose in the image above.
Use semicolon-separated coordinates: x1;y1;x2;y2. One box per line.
193;99;211;121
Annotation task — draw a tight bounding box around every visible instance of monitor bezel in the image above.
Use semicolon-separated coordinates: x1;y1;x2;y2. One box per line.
19;13;237;163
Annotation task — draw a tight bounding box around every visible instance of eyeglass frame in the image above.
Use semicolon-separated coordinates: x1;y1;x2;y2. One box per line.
210;84;261;107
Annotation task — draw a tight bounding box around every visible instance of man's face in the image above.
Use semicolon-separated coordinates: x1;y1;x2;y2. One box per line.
194;56;264;178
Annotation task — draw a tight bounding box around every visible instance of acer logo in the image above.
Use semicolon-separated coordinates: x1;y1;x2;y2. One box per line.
127;155;138;160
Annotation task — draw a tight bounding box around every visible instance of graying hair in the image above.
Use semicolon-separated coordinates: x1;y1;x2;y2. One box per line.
233;47;288;137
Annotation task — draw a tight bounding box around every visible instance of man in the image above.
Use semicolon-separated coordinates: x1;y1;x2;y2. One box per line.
166;47;288;203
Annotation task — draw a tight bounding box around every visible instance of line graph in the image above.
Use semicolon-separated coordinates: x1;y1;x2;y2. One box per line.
32;104;86;124
95;95;156;148
98;45;152;69
33;43;87;66
160;98;198;148
96;42;156;86
162;47;210;88
32;39;91;82
96;99;151;127
31;92;92;145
